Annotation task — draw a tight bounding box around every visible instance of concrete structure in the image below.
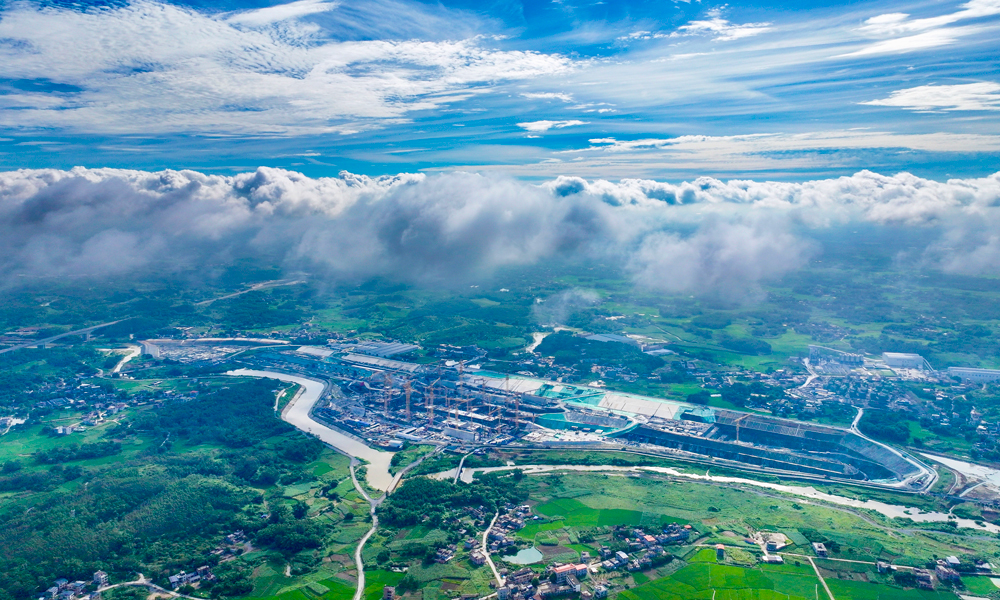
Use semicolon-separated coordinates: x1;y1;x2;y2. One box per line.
809;345;864;367
947;367;1000;383
883;352;931;370
553;564;576;584
812;543;828;557
353;342;419;358
585;334;639;346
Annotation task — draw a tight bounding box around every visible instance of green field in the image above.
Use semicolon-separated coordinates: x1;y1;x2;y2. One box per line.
620;561;822;600
534;497;645;527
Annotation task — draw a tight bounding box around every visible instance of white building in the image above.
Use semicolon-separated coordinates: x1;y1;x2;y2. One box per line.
947;367;1000;383
883;352;930;370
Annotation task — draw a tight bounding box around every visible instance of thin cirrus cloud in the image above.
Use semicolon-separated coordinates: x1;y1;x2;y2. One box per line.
225;0;340;26
0;0;998;179
839;0;1000;57
862;82;1000;111
517;120;588;132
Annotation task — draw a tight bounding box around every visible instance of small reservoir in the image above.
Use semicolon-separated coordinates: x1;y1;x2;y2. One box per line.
504;547;543;565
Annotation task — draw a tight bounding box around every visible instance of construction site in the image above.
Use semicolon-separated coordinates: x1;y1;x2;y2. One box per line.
234;341;933;491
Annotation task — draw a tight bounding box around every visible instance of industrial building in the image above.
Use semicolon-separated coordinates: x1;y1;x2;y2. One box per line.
235;343;931;490
882;352;932;371
947;367;1000;383
809;345;864;367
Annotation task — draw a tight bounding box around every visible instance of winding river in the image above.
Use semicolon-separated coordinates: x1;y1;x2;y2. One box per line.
436;464;1000;533
227;369;396;491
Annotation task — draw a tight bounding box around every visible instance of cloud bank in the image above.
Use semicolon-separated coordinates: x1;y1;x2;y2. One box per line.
1;167;999;297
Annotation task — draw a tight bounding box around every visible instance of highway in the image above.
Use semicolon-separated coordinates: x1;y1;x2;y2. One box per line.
0;320;122;355
194;279;305;306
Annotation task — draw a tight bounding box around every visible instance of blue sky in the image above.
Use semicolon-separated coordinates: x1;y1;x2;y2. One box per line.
1;0;998;180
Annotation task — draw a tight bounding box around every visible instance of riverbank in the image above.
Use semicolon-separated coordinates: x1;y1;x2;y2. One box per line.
227;369;396;491
436;463;1000;533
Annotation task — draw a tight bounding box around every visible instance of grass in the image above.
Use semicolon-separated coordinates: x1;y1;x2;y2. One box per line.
520;471;1000;566
619;561;822;600
534;497;644;528
389;443;438;475
824;578;956;600
362;570;405;600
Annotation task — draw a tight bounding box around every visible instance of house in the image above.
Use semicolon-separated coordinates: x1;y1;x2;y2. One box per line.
510;568;534;584
553;564;576;584
382;586;395;600
914;569;934;590
936;564;960;581
594;585;608;599
716;544;725;560
93;571;109;587
497;586;512;600
574;564;588;578
876;561;890;574
470;551;486;566
615;551;628;562
762;555;784;564
811;543;828;558
946;556;961;567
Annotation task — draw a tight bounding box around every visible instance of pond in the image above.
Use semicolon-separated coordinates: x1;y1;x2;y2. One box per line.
504;547;544;565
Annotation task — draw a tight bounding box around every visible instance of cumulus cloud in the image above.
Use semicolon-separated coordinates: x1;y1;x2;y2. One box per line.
629;219;815;300
862;82;1000;111
517;120;588;132
2;167;1000;296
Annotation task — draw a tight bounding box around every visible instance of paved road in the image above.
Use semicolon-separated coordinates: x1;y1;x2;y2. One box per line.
97;573;200;600
195;279;305;306
350;459;379;600
807;556;836;600
454;451;473;484
0;320;122;355
481;512;504;587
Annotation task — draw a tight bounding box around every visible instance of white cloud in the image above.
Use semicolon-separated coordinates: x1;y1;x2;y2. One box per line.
841;0;1000;57
673;8;771;41
578;130;1000;156
517;120;588;132
862;82;1000;111
521;92;574;102
0;1;573;135
226;0;339;26
3;166;1000;291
